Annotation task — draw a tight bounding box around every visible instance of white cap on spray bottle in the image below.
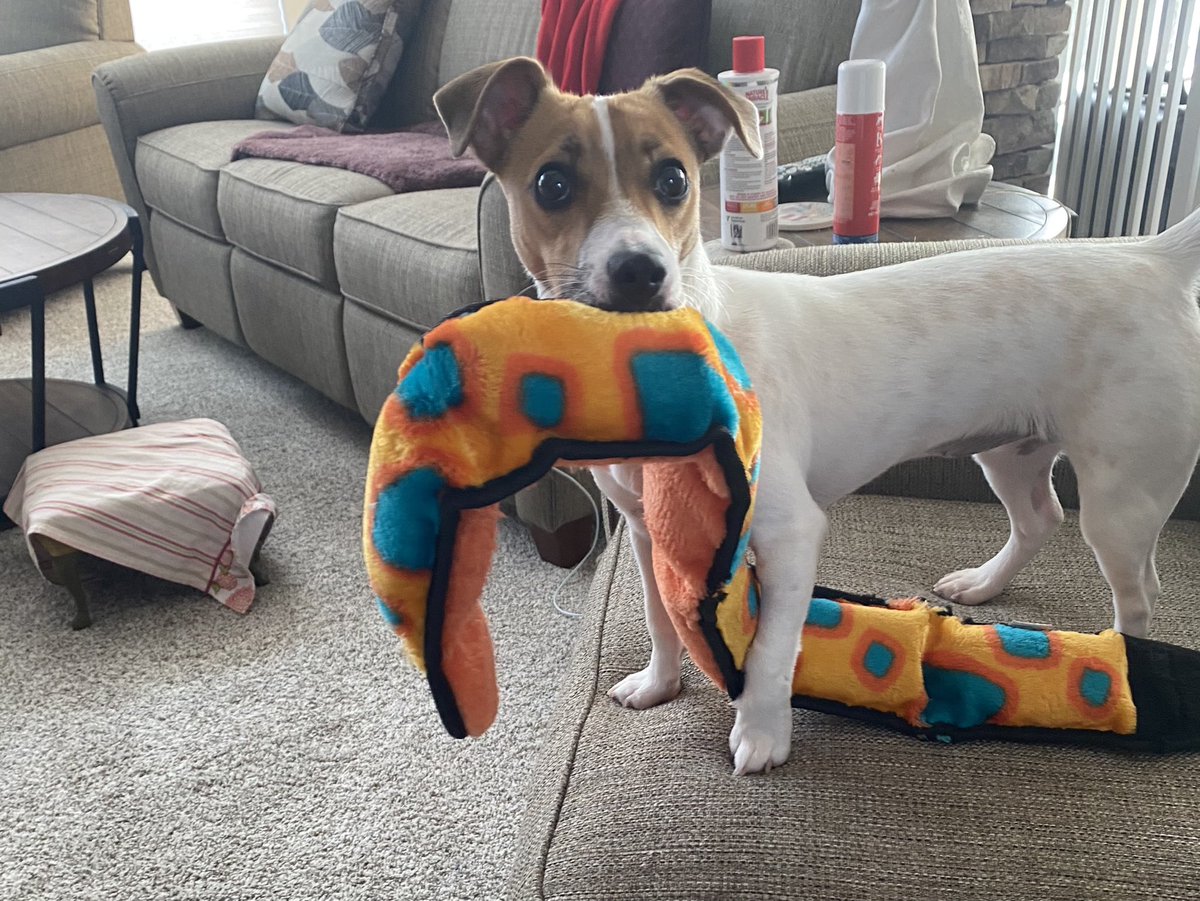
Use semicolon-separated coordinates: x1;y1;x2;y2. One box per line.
836;59;886;116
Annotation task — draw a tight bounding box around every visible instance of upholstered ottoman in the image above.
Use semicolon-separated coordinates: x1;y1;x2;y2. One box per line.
505;494;1200;901
3;419;275;628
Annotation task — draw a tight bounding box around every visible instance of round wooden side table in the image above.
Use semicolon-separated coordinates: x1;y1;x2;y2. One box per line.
0;193;146;509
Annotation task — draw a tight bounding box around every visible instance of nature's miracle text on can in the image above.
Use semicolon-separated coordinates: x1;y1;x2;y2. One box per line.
832;59;885;245
719;36;779;252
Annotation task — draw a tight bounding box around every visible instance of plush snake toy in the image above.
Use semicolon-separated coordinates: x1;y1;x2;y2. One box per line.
363;297;1200;751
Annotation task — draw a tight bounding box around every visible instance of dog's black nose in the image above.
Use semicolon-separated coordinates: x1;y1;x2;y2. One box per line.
606;251;666;310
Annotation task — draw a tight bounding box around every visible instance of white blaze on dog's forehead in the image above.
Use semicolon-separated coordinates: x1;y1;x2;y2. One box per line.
592;96;621;192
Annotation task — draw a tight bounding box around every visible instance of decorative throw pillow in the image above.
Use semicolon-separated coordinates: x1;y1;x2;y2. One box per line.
597;0;714;95
256;0;422;132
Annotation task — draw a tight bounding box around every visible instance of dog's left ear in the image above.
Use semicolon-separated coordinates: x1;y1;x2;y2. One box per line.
653;68;763;162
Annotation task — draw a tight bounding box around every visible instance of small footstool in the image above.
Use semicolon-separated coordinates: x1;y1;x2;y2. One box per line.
3;419;275;628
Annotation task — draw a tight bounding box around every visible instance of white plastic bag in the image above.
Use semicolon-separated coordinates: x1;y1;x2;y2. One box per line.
828;0;995;218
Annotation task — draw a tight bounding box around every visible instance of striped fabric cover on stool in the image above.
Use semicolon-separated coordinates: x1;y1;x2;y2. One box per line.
3;419;275;613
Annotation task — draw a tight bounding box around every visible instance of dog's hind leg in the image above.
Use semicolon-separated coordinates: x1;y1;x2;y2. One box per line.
935;440;1064;605
1072;457;1193;637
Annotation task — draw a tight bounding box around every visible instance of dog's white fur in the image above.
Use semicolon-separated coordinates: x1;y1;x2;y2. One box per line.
438;61;1200;775
595;110;1200;775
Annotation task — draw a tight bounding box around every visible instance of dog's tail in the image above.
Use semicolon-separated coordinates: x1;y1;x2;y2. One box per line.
1147;206;1200;285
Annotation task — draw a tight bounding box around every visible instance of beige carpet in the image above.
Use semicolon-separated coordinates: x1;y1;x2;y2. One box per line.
0;264;593;900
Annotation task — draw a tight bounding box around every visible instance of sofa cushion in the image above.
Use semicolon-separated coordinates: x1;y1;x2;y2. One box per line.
371;0;537;128
219;157;391;288
230;249;358;409
506;494;1200;900
0;0;98;55
149;214;245;345
0;125;124;199
136;120;293;241
342;297;422;422
334;187;482;327
254;0;422;132
436;0;539;87
0;41;140;150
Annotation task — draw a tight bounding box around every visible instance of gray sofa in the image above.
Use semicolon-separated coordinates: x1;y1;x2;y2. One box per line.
0;0;141;199
90;0;859;555
507;488;1200;899
90;0;858;425
496;236;1200;899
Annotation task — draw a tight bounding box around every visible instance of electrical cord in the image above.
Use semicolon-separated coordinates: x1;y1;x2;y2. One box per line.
547;468;603;618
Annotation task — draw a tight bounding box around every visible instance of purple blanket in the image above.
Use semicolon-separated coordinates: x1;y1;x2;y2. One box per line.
231;121;487;193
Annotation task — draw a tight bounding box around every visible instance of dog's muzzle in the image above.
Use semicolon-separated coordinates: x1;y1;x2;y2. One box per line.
605;250;668;311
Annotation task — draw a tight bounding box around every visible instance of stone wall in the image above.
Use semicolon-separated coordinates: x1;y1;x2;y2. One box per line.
972;0;1071;194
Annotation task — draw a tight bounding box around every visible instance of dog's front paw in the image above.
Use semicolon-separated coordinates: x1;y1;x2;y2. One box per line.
729;704;792;775
608;666;682;709
934;566;1005;606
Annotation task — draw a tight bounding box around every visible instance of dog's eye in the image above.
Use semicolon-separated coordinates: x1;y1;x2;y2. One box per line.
653;160;689;205
534;164;573;211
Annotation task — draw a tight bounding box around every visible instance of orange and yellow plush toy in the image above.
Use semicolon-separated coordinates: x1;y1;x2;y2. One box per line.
364;297;1200;752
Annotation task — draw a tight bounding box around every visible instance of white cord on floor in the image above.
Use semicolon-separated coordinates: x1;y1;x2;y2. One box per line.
547;468;602;619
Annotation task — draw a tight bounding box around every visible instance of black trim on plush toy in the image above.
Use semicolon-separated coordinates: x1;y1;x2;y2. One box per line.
421;430;756;739
423;504;469;739
442;297;508;323
770;594;1200;751
788;694;1158;749
811;584;896;607
695;435;754;700
1122;635;1200;751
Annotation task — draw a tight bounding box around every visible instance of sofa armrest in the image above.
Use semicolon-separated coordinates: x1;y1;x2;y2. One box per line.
711;234;1200;518
711;236;1043;276
478;173;531;300
91;36;283;273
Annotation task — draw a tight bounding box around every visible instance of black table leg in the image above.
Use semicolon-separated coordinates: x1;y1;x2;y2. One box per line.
83;279;105;386
30;284;45;452
4;277;51;452
0;275;46;452
127;214;143;424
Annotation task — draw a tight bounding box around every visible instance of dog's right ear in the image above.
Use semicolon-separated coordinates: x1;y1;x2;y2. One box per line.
434;57;550;169
653;68;763;162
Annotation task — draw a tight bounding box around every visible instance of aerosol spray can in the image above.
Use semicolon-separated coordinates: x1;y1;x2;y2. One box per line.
719;35;779;252
832;59;885;245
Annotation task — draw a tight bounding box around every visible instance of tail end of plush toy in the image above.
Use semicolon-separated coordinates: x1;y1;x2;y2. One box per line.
1124;635;1200;752
426;506;502;738
367;498;502;739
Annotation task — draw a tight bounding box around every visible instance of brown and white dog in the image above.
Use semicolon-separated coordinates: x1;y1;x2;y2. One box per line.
434;57;1200;774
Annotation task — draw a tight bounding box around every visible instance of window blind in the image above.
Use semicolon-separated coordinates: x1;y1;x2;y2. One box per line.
1054;0;1199;235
